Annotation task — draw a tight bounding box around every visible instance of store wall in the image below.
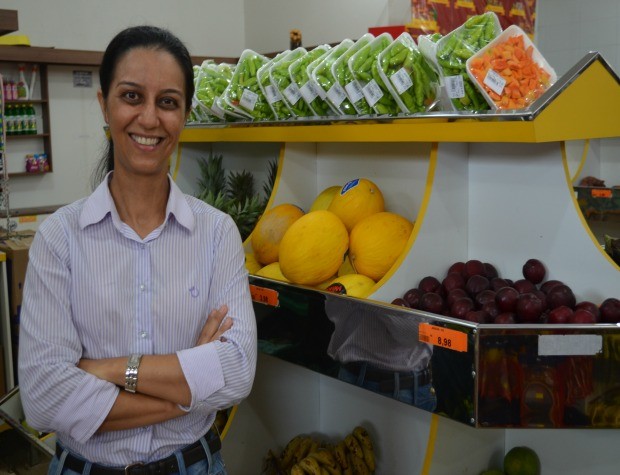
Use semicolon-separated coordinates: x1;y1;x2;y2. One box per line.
536;0;620;187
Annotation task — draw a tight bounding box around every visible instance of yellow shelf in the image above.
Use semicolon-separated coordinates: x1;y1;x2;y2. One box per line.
180;52;620;144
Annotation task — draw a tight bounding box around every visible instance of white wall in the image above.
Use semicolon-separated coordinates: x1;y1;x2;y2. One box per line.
536;0;620;77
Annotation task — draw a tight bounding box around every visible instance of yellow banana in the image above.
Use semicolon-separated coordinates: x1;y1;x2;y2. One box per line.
352;426;375;472
291;464;306;475
321;468;330;475
309;448;342;475
299;455;323;475
294;437;315;464
349;452;371;475
334;441;349;470
280;435;304;469
308;438;320;456
344;434;364;460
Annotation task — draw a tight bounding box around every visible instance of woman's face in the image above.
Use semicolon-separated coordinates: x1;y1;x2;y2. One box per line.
98;47;187;178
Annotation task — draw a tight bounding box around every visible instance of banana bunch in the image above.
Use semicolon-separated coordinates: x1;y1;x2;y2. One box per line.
262;426;375;475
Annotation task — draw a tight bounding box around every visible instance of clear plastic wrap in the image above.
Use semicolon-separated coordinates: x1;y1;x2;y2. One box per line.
348;33;399;116
435;12;502;111
309;39;354;116
222;49;273;120
269;47;308;118
377;32;439;114
257;50;294;120
331;33;375;116
288;44;332;117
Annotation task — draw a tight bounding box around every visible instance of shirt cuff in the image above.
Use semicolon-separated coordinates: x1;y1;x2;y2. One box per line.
177;343;225;410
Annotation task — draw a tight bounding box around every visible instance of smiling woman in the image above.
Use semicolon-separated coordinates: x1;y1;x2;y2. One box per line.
18;26;257;475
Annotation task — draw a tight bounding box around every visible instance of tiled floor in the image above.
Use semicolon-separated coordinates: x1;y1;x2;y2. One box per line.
0;430;50;475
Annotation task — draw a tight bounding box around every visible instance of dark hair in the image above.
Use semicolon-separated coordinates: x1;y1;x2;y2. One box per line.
91;25;195;188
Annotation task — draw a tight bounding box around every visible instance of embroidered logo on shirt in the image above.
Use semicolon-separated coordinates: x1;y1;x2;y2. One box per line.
189;286;199;298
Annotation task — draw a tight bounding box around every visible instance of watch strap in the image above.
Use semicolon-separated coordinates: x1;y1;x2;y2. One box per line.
124;353;142;393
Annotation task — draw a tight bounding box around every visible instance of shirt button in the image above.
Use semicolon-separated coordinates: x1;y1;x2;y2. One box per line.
140;331;148;339
139;284;146;291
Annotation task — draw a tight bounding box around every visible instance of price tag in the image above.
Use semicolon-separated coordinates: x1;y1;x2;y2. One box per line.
483;69;506;96
345;80;364;104
591;188;612;198
362;79;383;107
210;97;226;120
249;284;280;307
418;323;468;352
327;83;347;107
300;82;319;103
310;79;327;100
444;75;465;99
264;84;282;105
239;88;259;111
390;68;413;95
283;83;302;105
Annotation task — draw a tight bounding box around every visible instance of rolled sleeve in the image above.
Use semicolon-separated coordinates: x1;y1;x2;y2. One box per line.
176;343;225;410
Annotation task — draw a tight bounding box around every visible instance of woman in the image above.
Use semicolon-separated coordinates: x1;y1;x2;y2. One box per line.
18;26;257;475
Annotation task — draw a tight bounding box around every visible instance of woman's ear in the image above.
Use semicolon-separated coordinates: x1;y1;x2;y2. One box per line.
97;89;109;124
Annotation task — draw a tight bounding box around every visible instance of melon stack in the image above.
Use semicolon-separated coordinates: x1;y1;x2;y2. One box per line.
246;178;414;299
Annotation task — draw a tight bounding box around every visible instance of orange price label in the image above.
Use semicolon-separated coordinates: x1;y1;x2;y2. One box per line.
591;188;612;198
249;284;280;307
418;323;468;352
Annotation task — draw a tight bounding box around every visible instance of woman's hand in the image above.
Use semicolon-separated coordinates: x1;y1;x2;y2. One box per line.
196;305;233;346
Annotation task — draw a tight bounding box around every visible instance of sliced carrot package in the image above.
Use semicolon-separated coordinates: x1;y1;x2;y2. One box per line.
466;25;557;110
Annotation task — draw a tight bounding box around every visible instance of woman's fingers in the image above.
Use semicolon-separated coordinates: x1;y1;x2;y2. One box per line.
197;305;232;345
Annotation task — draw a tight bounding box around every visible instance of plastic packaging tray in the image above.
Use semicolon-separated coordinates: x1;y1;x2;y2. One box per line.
377;32;440;114
310;39;355;116
466;24;558;110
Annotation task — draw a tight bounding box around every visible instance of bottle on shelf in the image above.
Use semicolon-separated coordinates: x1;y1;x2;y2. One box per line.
5;104;14;136
29;65;38;100
17;65;30;100
27;103;37;134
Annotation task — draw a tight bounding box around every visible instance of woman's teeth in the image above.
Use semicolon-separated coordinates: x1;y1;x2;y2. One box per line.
132;135;160;146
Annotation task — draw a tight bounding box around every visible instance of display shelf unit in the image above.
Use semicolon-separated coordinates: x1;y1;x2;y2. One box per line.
1;62;52;176
179;52;620;474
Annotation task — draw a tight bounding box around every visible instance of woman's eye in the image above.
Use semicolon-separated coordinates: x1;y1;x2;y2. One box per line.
123;91;140;102
160;97;179;109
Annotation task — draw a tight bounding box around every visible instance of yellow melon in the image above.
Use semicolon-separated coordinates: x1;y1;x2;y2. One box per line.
325;273;376;298
338;254;356;277
255;262;289;282
279;210;349;286
315;275;338;290
245;252;262;274
251;203;305;265
327;178;385;232
349;211;414;281
310;185;341;212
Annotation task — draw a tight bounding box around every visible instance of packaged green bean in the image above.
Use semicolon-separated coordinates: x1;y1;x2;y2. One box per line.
257;50;295;120
377;32;439;114
288;44;332;118
331;33;374;116
435;12;501;111
222;49;273;121
348;33;400;116
216;95;253;122
269;47;308;117
194;61;235;122
310;39;354;116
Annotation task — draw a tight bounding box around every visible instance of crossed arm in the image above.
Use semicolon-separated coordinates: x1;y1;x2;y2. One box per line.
78;306;233;432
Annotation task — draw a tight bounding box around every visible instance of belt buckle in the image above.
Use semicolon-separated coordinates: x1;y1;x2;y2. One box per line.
125;462;145;475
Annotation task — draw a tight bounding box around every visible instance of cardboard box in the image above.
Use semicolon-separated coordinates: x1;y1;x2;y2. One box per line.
0;232;34;320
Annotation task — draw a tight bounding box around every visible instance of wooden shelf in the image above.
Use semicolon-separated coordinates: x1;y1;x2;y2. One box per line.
0;10;18;37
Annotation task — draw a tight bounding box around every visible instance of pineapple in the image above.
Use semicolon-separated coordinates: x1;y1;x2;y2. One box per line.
195;153;277;241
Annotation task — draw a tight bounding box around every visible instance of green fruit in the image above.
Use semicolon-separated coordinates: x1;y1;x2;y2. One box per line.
504;446;541;475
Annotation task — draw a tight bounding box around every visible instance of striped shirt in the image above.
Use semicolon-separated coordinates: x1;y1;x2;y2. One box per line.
18;173;257;465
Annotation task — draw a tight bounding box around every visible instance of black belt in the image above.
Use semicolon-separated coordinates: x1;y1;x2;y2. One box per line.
342;362;432;392
56;431;221;475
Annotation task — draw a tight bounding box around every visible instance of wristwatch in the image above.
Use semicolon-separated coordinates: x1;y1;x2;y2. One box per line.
124;354;143;393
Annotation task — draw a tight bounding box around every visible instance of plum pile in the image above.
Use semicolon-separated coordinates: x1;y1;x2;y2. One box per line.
392;258;620;324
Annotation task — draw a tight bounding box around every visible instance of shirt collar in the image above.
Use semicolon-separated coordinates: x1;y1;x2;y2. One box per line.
79;172;195;232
